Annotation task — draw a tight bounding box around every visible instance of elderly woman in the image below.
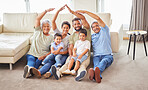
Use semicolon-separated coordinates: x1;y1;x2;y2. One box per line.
31;5;71;79
23;8;55;78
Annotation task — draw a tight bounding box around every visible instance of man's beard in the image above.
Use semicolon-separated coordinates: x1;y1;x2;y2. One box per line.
75;27;82;31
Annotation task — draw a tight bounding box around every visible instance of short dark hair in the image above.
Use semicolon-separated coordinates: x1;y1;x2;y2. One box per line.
61;21;71;29
72;17;81;23
79;29;87;36
54;33;62;39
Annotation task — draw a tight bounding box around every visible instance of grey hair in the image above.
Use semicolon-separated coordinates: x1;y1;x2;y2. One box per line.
91;21;99;28
41;19;52;28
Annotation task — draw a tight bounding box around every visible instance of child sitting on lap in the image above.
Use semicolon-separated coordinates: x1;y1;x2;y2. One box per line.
42;33;64;67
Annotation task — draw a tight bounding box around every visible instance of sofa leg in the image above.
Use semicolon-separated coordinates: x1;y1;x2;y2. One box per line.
10;63;12;70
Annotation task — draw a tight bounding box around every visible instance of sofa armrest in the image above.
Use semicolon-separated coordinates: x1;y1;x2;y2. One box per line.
110;32;119;53
29;36;33;45
110;25;123;53
118;25;123;47
0;24;3;33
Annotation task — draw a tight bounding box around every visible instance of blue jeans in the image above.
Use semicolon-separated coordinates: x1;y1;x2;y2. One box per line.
39;54;68;75
93;54;113;78
42;54;62;66
26;54;42;69
72;54;88;64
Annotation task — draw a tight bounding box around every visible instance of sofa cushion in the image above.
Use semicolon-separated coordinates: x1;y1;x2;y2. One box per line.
3;13;37;33
0;33;33;56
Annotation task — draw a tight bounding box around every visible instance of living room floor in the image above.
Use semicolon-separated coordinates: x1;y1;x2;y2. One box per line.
0;40;148;90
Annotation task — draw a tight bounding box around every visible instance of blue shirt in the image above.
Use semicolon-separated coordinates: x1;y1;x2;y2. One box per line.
51;42;64;52
91;25;112;56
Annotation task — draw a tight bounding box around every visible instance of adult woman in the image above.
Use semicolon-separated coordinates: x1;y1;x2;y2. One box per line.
23;8;55;78
32;5;71;79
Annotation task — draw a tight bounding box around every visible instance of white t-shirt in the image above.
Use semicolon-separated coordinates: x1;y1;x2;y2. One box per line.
74;40;90;56
28;26;54;58
54;28;70;52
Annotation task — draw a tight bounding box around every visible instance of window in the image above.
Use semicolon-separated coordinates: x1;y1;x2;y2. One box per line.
0;0;72;24
100;0;132;31
96;0;105;13
29;0;72;13
0;0;26;24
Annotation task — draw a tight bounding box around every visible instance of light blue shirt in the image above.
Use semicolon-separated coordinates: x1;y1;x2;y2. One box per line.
51;42;64;52
91;25;112;56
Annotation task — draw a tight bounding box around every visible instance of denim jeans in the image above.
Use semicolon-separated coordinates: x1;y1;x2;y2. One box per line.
39;54;68;75
26;54;42;69
42;54;62;66
72;54;88;64
93;54;113;78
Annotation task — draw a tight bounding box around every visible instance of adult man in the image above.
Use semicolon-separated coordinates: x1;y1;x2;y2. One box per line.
51;5;91;81
76;10;113;83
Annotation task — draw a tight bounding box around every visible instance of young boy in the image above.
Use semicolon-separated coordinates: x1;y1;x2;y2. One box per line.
42;33;64;67
63;29;90;75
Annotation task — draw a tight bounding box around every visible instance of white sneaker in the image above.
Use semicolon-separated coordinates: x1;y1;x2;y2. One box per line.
56;70;61;78
75;70;87;81
70;70;76;76
23;65;30;78
51;65;61;80
62;69;71;75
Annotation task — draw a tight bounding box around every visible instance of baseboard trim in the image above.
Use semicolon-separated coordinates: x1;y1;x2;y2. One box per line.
123;37;129;40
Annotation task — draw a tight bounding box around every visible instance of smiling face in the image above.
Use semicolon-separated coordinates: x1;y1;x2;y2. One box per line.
72;20;82;31
79;33;86;41
54;36;62;45
61;24;70;35
91;22;101;33
42;23;51;35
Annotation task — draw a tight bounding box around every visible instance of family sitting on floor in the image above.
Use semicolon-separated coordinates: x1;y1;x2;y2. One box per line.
23;4;113;83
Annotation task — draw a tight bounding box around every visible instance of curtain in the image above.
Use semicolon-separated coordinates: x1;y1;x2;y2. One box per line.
129;0;148;41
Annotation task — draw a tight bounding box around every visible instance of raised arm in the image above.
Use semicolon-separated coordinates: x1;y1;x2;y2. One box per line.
65;5;90;29
35;8;55;28
52;5;65;30
76;10;105;27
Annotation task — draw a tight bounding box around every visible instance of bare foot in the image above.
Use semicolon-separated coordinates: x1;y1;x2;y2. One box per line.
95;67;101;83
88;68;94;81
32;68;41;78
43;72;51;79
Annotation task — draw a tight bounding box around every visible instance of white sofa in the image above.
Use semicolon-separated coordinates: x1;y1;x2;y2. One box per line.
0;13;122;70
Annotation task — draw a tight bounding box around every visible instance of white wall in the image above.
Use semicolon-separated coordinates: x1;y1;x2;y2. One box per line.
72;0;96;12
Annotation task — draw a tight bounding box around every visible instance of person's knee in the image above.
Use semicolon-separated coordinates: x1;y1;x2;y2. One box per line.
55;56;61;61
27;57;35;61
76;60;80;64
102;58;113;65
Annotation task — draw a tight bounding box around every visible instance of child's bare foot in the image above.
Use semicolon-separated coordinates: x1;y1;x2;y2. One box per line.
95;67;101;83
88;68;94;81
43;72;51;79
